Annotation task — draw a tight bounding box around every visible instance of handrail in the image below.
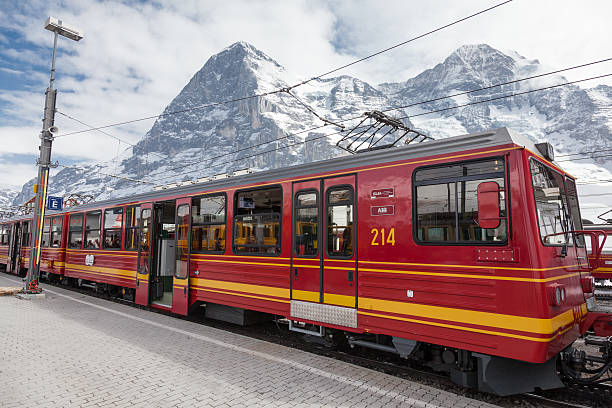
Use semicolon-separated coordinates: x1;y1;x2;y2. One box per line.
543;230;607;271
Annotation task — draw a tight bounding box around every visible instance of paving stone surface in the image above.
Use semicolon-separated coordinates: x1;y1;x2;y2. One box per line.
0;273;499;407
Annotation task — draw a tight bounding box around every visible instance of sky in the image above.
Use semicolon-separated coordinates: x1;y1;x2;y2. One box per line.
0;0;611;205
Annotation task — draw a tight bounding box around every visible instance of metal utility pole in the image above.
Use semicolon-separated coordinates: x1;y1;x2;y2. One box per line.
23;17;82;293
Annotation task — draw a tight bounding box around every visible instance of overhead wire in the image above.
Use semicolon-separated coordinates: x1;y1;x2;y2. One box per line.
144;59;612;182
287;0;514;88
394;73;612;121
379;57;612;115
52;0;513;139
55;163;155;185
150;72;612;184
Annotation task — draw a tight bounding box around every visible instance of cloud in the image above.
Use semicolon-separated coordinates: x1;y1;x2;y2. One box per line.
0;67;24;75
1;48;46;66
0;156;37;188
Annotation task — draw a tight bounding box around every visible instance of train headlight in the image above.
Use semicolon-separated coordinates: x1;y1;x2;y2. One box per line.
560;287;566;302
548;284;566;306
555;287;562;306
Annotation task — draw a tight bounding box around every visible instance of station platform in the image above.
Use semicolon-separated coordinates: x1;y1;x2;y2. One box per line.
0;273;497;408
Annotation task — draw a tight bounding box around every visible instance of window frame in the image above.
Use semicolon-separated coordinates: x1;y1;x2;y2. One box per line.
67;213;84;249
175;204;191;279
22;221;30;246
294;189;320;259
232;185;283;257
191;193;227;254
529;157;573;247
50;215;63;248
102;206;124;250
412;157;509;246
42;217;52;248
84;210;102;250
124;205;141;251
325;185;355;259
565;176;585;248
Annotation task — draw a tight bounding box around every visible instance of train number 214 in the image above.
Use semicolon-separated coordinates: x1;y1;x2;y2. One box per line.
370;228;395;246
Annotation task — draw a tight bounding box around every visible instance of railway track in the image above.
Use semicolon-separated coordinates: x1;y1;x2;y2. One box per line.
3;271;611;407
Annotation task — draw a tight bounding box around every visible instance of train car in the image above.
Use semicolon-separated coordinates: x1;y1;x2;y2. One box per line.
585;223;612;280
3;127;612;395
0;219;30;276
62;204;140;297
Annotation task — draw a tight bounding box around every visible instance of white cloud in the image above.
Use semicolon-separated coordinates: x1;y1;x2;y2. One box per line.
0;159;37;187
0;67;24;75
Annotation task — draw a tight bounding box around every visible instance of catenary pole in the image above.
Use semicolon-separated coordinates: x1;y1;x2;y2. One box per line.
24;18;82;293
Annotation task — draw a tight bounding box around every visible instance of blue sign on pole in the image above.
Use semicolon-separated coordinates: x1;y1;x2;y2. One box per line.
47;196;63;211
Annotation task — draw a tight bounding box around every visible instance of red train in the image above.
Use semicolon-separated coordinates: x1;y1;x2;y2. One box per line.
2;127;611;395
585;223;612;280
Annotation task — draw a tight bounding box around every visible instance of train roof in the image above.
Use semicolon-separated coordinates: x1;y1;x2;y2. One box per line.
3;127;549;219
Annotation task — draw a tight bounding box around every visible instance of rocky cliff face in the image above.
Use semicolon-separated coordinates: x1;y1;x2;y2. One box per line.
11;42;612;206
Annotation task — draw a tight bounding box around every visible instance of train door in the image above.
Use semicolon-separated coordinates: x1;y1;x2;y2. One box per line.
291;175;357;309
135;203;153;306
7;223;20;274
292;180;322;302
322;176;357;307
173;198;191;316
150;200;177;309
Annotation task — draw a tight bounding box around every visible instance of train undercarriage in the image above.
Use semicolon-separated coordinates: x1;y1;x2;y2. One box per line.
4;265;611;396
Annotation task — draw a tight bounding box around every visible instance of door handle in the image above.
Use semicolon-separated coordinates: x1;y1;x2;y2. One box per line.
348;270;353;282
294;267;298;277
184;287;187;296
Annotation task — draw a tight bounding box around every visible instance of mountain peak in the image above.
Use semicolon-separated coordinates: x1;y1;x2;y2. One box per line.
446;43;516;73
453;43;498;56
214;41;281;67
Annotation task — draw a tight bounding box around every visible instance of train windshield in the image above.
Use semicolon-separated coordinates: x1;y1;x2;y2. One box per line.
530;159;571;245
565;177;585;247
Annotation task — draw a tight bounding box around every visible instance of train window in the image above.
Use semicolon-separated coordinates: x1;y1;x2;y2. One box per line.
416;183;456;242
85;211;101;249
103;207;123;250
138;208;152;275
191;195;226;253
414;158;507;244
0;224;5;245
50;216;63;247
68;214;83;249
530;159;570;246
41;218;51;247
233;187;282;255
294;191;319;257
415;160;504;183
565;178;585;247
327;187;354;257
175;204;190;279
124;206;141;250
22;221;30;246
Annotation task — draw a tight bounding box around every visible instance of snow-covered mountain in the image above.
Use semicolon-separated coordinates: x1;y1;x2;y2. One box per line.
10;43;612;212
0;186;18;211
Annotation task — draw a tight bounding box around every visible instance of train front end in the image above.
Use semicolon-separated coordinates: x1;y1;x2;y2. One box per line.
524;141;612;386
